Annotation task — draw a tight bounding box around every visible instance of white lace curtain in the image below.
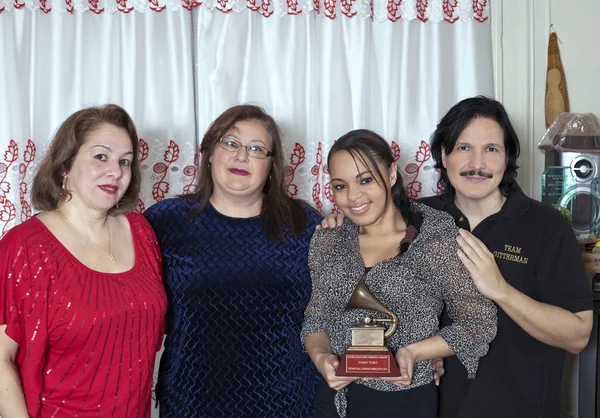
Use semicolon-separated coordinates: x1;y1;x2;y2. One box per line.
1;0;490;21
0;0;493;236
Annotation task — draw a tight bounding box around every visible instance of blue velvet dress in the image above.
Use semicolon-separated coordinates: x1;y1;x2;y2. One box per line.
144;198;321;418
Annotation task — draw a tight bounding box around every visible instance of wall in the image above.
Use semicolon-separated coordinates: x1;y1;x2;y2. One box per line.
493;0;600;200
493;1;600;416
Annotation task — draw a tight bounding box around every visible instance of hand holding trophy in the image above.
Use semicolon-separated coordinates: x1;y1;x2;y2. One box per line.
336;275;401;377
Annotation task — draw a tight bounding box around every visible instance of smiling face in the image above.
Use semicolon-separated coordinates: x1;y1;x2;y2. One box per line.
442;117;507;203
329;150;396;227
210;119;273;200
65;123;134;213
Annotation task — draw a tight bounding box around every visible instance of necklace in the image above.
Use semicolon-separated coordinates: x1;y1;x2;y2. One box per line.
57;210;116;262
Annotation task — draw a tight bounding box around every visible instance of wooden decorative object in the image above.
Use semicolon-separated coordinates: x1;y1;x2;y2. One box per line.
545;31;570;128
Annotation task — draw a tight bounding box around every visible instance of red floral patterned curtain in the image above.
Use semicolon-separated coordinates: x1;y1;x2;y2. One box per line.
0;1;493;236
0;0;489;22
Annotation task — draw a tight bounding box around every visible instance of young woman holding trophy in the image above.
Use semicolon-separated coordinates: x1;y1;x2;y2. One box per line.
301;130;498;418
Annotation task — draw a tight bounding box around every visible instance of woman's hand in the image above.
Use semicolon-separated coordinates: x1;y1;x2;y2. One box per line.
315;353;360;390
377;346;416;387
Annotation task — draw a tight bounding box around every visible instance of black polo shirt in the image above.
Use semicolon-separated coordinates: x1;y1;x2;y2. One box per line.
420;182;593;418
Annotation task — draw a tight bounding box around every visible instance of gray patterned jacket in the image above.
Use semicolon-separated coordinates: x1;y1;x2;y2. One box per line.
301;203;497;416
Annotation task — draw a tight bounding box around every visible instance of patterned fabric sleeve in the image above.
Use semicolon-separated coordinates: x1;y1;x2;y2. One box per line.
0;226;22;329
131;212;166;351
301;227;335;344
0;223;48;417
433;219;498;379
144;200;175;335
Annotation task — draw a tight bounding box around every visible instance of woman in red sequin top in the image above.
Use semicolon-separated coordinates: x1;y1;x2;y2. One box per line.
0;105;167;418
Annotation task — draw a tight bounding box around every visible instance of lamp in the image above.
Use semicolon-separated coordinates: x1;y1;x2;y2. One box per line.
539;112;600;153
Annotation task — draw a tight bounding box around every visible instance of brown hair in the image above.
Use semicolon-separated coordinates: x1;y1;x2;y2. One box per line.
31;104;140;215
186;104;308;240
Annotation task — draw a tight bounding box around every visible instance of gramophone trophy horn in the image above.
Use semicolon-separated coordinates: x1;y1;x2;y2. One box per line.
336;276;401;377
346;278;399;338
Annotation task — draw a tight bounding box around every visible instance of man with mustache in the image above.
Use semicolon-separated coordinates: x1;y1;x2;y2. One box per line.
420;96;594;418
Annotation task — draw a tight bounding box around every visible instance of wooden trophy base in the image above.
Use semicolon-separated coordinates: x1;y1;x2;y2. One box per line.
336;348;400;377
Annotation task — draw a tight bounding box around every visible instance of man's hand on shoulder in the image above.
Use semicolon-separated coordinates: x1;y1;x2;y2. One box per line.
316;213;345;230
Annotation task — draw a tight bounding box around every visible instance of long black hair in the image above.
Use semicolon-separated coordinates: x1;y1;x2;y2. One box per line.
328;129;412;224
430;96;520;196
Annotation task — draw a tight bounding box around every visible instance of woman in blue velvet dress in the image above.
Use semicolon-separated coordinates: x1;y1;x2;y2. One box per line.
144;105;321;417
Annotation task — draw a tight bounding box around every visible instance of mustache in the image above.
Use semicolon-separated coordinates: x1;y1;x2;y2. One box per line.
459;170;493;179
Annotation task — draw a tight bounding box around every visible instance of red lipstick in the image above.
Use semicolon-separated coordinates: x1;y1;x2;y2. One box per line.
99;185;118;195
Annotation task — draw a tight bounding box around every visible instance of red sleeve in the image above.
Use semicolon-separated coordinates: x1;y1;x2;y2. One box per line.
1;224;35;344
128;212;166;351
0;220;49;417
0;228;18;327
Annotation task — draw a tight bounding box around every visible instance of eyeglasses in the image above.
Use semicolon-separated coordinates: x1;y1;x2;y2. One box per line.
218;137;273;159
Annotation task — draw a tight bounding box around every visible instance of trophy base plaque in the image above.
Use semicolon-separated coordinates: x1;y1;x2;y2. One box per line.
336;348;400;377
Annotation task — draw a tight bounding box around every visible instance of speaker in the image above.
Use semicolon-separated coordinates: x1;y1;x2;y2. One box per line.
545;151;600;239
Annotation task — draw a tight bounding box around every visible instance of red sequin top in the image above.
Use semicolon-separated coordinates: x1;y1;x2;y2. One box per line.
0;212;167;418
